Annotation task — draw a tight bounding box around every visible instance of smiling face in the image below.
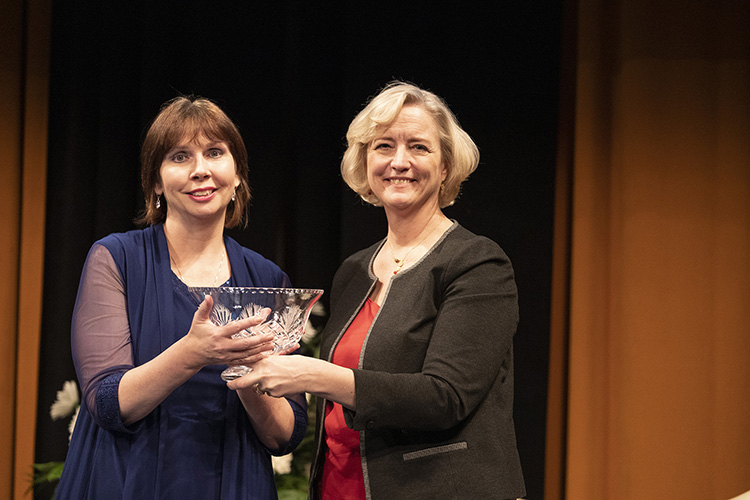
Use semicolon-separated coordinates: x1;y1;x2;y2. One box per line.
366;105;447;216
155;135;241;226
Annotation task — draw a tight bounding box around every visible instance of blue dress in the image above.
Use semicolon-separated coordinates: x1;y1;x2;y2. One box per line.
56;224;307;499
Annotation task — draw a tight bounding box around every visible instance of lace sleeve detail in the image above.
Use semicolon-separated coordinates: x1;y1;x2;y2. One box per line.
95;372;139;433
71;244;134;430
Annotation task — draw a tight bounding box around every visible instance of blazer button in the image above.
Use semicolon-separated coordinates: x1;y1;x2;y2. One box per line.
366;421;375;430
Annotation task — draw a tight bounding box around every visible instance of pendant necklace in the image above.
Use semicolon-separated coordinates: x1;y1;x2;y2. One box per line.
388;218;445;275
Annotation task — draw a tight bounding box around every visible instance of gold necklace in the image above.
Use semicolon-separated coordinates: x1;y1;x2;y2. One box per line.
170;249;225;286
388;218;445;275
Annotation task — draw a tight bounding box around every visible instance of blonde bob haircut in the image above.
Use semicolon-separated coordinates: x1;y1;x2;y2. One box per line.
136;95;251;228
341;81;480;208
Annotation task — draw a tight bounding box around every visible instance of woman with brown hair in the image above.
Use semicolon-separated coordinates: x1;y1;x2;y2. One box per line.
56;96;306;499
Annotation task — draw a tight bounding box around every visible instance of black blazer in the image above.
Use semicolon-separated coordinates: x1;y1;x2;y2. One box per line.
309;223;526;500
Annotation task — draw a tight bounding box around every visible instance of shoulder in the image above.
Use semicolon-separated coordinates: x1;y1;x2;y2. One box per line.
240;245;285;274
92;227;153;265
225;236;280;269
79;243;124;288
95;226;152;253
439;223;510;263
225;236;290;286
87;227;157;287
430;223;516;290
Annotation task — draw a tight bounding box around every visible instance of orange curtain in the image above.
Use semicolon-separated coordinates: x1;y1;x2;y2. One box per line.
549;0;750;499
0;0;50;498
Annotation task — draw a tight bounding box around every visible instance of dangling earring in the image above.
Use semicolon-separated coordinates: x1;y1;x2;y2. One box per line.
439;182;445;196
155;195;161;209
231;190;236;202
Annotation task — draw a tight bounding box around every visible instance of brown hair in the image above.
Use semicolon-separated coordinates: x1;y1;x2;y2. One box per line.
136;96;251;228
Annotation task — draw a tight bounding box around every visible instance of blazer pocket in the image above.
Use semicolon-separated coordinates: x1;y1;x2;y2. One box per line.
402;441;468;461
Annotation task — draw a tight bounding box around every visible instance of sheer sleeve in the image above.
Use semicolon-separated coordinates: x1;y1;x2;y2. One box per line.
71;243;135;432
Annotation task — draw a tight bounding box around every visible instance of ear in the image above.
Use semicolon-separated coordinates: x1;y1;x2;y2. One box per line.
441;163;448;182
155;182;163;196
233;174;241;189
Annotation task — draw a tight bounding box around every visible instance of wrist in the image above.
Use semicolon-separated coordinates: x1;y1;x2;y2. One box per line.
170;336;204;373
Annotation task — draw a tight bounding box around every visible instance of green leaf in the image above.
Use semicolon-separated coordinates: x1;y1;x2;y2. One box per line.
277;489;308;500
31;462;65;485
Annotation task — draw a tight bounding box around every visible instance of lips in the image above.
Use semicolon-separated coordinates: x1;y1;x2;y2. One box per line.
190;189;215;196
187;188;217;200
387;178;415;185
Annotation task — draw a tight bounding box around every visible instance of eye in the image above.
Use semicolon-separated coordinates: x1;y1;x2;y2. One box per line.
170;152;189;163
373;142;392;151
207;148;224;159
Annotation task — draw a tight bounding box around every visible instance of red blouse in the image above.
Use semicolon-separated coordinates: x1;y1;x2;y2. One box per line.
320;298;379;500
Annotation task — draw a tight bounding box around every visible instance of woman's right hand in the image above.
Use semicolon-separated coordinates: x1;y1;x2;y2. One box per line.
182;295;276;370
120;296;276;425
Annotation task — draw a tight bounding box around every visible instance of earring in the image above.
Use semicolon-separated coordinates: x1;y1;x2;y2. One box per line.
155;195;161;209
231;190;236;202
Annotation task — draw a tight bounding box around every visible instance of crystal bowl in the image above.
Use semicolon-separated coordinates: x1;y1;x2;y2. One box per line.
188;286;323;381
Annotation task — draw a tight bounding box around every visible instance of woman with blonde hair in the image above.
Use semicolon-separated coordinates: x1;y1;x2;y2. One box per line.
232;82;526;500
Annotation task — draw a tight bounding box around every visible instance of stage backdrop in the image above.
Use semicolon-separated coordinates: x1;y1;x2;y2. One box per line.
546;1;750;499
33;2;561;500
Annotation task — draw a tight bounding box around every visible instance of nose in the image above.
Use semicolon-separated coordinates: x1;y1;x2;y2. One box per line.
390;145;410;171
190;156;211;180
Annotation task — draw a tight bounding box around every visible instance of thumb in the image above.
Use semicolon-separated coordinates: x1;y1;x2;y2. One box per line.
194;294;214;323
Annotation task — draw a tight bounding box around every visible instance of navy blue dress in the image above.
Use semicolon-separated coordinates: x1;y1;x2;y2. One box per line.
56;224;307;499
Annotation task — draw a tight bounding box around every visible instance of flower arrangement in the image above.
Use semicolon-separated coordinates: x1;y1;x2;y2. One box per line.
31;380;80;498
49;380;80;440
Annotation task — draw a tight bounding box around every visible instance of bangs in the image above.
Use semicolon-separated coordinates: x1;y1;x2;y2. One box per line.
160;111;232;152
358;89;432;145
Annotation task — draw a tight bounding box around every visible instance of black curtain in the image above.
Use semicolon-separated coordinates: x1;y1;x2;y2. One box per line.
36;2;562;499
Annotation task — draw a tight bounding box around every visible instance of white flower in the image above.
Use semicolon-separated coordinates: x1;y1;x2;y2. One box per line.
301;322;318;344
311;302;326;317
272;453;293;475
301;302;326;344
68;406;80;442
50;380;79;421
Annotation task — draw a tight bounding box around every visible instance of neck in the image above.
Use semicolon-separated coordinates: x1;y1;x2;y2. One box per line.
163;217;228;276
163;218;229;287
163;216;225;254
385;207;447;248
